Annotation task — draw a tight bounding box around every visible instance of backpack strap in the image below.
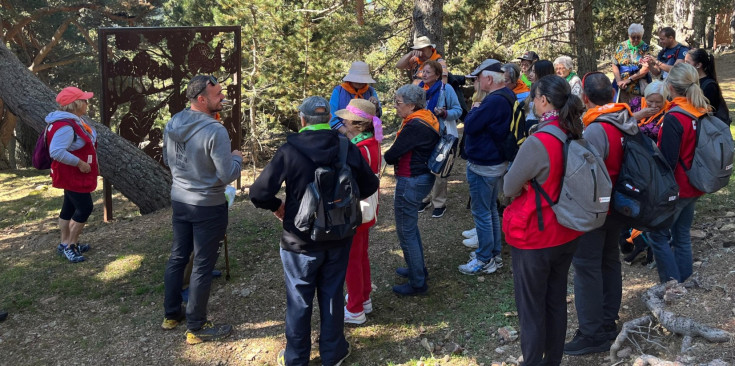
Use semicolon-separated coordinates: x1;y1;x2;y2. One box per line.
337;135;349;170
414;119;442;137
531;125;571;231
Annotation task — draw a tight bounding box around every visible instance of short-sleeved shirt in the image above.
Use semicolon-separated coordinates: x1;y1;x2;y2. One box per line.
657;44;688;79
612;41;651;96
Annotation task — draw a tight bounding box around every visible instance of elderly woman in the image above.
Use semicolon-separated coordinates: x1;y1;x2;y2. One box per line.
416;60;463;218
637;81;670;141
384;84;440;296
46;86;99;263
329;61;382;138
335;98;383;324
612;23;651;107
553;56;582;98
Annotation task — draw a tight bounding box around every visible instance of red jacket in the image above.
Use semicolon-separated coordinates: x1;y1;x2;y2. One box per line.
48;120;98;193
356;136;381;228
658;110;704;198
502;121;583;249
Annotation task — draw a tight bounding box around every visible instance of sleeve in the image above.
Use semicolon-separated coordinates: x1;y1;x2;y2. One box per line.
570;77;583;98
443;85;463;122
464;94;511;138
48;125;81;166
162;127;169;167
583;123;610;160
249;147;286;212
384;122;424;165
503;137;550;197
370;87;383;118
329;86;344;130
210;126;242;185
657;113;684;169
612;44;622;66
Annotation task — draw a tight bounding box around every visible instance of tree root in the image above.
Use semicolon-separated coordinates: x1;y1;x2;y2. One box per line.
632;354;683;365
610;280;731;362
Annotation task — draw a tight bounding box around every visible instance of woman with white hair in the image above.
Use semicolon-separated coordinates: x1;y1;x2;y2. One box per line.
611;23;651;107
553;56;582;98
637;81;670;141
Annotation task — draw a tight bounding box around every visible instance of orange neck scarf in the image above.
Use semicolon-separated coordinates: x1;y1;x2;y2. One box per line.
397;109;439;137
582;103;632;127
415;49;441;66
512;82;530;95
670;96;707;118
638;98;671;126
79;120;93;135
341;82;370;99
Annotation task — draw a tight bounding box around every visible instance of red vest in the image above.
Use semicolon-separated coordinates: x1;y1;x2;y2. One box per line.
47;120;99;193
598;122;625;187
356;137;381;228
661;111;703;198
502;121;584;249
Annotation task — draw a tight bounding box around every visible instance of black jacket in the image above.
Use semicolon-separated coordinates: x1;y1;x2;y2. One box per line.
250;129;379;253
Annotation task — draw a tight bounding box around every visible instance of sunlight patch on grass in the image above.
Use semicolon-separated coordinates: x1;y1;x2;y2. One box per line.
240;319;284;331
95;254;144;282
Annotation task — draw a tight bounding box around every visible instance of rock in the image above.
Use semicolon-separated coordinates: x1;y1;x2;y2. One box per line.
693;261;702;267
420;337;433;353
450;343;464;355
495;346;506;354
616;346;632;358
503;311;518;317
725;211;735;217
690;229;706;239
498;326;519;342
40;296;58;304
719;223;735;231
238;288;253;297
443;329;454;340
246;354;256;361
442;355;451;362
477;276;485;282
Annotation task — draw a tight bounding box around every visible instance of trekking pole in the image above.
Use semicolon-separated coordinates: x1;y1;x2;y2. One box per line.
224;234;231;281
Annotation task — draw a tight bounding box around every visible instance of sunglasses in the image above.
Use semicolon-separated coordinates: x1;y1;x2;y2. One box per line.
193;75;219;98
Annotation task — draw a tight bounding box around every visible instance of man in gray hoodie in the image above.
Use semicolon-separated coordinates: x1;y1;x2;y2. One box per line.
161;75;242;345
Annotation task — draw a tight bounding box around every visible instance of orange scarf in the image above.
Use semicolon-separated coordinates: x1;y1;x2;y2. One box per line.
669;96;707;118
341;82;370;99
582;103;633;127
415;49;441;66
638;98;671;126
626;229;643;244
397;109;439;138
512;82;530;95
79;120;93;135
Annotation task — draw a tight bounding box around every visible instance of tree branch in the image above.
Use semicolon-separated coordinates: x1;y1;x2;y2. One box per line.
70;19;98;53
29;18;75;72
2;4;99;43
31;53;95;73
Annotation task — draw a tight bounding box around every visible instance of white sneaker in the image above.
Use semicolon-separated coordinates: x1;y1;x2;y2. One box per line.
345;295;373;314
462;236;479;249
344;307;366;324
462;228;477;238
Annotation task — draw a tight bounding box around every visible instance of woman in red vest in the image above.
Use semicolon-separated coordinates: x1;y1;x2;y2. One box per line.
45;86;99;263
502;75;586;365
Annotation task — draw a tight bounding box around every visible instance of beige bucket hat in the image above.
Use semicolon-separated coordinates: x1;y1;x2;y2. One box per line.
335;99;376;122
411;36;435;50
343;61;376;84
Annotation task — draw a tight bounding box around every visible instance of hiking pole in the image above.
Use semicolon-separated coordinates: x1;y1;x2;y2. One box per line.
224;234;231;281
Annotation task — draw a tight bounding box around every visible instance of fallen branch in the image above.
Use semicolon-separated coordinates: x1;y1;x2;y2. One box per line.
610;315;653;360
632;354;683;366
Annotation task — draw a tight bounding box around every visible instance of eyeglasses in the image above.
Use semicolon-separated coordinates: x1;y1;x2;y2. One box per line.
193;75;219;98
394;100;404;106
581;71;604;89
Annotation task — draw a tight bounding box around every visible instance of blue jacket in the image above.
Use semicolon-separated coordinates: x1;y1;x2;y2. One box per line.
463;87;514;166
328;85;382;129
434;83;463;132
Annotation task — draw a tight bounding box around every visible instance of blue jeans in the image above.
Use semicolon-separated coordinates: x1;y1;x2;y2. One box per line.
280;245;351;366
648;197;698;283
394;173;435;288
467;167;502;262
164;201;227;330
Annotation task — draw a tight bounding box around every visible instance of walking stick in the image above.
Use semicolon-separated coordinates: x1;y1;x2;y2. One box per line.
224;234;231;281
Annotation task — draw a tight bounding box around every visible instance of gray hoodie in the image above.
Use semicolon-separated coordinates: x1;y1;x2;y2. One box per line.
163;108;242;206
583;109;639;161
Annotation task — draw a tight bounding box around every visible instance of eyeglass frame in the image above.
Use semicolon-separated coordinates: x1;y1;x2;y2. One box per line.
193;75;219;99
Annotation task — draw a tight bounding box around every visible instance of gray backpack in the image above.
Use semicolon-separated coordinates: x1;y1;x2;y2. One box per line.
669;107;734;193
531;125;612;232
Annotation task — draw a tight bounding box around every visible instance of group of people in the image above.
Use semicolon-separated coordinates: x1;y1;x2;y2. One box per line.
40;26;730;366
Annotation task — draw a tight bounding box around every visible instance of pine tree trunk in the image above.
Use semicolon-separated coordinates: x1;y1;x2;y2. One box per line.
0;42;171;214
413;0;444;55
573;0;597;74
642;0;659;44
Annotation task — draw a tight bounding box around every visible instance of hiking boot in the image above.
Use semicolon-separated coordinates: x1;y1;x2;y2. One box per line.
345;295;373;314
63;244;85;263
57;243;90;255
161;312;186;330
563;330;611;355
458;257;497;275
392;283;428;296
601;322;619;341
462;228;477;238
277;349;286;366
462;236;479;249
185;321;232;345
395;267;429;280
431;206;446;218
418;201;431;213
344;307;366;325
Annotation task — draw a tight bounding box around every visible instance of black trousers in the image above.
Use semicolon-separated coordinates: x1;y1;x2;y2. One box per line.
572;217;624;338
512;238;579;366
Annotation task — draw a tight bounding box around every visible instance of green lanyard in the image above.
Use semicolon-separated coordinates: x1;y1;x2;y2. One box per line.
350;132;373;144
298;123;331;133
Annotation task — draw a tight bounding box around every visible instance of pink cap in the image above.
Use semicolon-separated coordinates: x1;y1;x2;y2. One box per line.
56;86;94;107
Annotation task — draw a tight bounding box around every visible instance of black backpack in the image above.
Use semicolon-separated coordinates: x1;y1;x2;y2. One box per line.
294;136;362;241
608;128;680;231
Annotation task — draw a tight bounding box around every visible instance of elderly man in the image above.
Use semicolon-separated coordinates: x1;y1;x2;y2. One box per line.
458;59;514;275
648;27;689;79
250;96;379;366
517;51;539;87
161;75;243;344
396;36;448;85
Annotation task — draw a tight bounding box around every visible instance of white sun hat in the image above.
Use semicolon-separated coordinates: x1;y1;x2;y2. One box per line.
343;61;376;84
